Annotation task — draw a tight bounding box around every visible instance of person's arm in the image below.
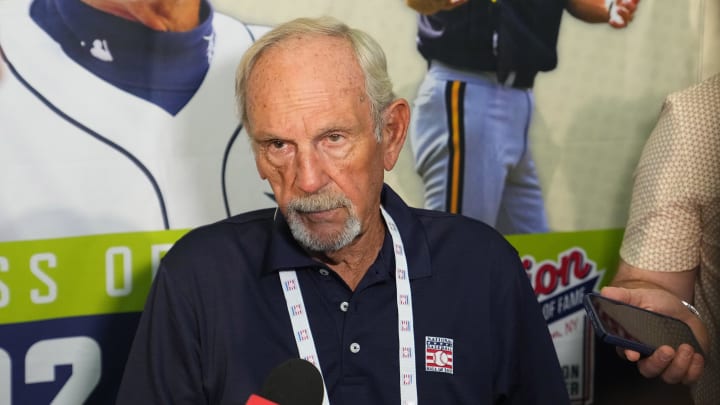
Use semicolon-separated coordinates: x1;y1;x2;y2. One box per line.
613;259;696;303
566;0;640;28
405;0;468;16
115;263;207;404
601;261;708;385
494;245;570;404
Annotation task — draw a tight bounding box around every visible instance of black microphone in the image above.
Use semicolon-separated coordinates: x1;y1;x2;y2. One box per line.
246;358;325;405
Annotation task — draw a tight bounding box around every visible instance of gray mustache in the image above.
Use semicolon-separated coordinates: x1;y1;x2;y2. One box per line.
288;193;351;213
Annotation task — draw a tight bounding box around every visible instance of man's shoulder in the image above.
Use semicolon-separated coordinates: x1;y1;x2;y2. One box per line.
658;75;720;150
195;206;275;233
413;207;506;235
411;207;518;254
169;208;277;254
225;207;278;224
667;74;720;109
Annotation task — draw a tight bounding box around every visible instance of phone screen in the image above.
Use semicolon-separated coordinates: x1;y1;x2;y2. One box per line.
583;293;703;356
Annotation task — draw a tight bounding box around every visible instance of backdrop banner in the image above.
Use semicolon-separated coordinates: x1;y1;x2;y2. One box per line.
0;229;623;404
1;0;715;403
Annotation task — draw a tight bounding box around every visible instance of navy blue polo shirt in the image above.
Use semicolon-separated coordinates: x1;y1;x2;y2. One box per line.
116;185;569;404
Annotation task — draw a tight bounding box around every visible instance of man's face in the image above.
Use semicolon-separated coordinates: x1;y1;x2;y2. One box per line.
81;0;201;31
245;35;387;253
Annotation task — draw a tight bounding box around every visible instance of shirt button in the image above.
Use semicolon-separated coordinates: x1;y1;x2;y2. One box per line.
339;301;349;312
319;269;330;276
349;342;360;353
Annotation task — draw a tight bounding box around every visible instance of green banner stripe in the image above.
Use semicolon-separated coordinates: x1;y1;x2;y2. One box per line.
507;228;625;288
0;230;188;325
0;228;625;325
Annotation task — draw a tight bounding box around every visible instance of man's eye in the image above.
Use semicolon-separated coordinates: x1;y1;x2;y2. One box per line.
327;133;343;142
269;140;285;149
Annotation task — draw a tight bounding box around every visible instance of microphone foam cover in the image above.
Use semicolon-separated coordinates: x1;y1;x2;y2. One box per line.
259;358;324;405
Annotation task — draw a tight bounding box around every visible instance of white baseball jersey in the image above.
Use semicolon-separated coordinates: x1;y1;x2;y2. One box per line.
0;0;273;242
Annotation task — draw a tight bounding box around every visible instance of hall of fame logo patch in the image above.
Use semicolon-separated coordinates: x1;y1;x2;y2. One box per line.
425;336;453;374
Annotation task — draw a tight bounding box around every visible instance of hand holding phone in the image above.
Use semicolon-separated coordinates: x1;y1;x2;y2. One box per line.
591;286;709;385
584;292;704;357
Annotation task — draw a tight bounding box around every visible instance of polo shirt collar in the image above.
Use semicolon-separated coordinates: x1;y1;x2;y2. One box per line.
263;208;318;274
263;184;433;280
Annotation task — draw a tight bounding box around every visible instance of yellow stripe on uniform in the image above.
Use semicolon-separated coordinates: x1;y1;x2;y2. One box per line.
449;80;463;213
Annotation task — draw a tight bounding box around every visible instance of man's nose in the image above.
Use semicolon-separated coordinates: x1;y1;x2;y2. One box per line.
294;147;328;194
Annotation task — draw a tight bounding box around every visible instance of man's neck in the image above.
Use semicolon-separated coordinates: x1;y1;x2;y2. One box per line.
80;0;201;32
313;216;386;291
32;0;213;114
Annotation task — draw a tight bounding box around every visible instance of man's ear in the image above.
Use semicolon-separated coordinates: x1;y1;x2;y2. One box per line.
381;98;410;171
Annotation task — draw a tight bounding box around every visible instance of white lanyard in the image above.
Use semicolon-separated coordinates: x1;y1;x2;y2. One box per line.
279;206;419;405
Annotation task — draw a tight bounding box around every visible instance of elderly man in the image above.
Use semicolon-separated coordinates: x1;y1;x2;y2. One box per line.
116;16;569;404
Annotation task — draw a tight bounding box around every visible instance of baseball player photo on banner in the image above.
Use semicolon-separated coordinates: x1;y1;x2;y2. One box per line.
0;0;274;403
1;0;719;403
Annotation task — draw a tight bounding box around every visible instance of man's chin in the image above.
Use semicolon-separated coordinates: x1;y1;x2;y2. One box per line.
302;243;341;254
303;227;346;245
299;234;349;254
287;208;360;253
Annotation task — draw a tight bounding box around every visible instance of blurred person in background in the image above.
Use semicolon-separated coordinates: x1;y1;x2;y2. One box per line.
406;0;639;234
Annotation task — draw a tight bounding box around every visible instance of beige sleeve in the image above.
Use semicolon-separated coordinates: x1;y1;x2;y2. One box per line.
619;93;703;273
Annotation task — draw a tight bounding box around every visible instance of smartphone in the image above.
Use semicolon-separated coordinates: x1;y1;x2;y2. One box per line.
583;292;704;357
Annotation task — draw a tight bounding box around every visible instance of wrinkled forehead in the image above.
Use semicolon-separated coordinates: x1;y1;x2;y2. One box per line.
245;35;369;126
248;35;364;95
